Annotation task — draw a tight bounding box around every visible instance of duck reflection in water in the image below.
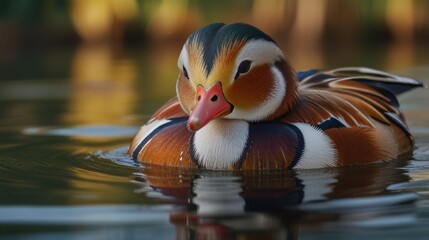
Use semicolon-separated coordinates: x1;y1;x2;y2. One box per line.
133;159;414;239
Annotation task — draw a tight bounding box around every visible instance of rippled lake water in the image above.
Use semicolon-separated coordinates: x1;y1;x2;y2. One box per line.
0;45;429;239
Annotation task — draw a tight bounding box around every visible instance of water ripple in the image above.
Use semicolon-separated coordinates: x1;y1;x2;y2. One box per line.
0;205;171;225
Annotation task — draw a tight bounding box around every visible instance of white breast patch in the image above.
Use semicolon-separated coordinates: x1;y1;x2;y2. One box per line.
193;119;249;170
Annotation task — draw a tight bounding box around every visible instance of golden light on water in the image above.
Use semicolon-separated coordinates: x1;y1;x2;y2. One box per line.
65;43;138;126
71;0;112;42
386;0;415;43
250;0;292;36
70;0;138;43
145;0;200;40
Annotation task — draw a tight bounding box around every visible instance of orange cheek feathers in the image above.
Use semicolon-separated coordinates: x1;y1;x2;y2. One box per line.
226;65;274;109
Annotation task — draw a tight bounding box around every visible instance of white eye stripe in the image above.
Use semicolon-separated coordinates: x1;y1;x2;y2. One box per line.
235;39;284;70
178;45;190;72
177;45;198;88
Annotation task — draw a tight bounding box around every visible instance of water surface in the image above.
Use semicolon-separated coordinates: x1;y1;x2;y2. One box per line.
0;46;429;239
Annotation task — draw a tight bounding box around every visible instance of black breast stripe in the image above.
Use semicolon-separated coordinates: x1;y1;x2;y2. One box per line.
286;123;304;169
132;117;188;159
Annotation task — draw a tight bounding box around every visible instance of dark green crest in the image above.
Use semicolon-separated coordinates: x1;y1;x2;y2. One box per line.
187;23;275;76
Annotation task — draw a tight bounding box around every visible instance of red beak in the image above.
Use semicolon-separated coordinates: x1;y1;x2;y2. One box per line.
187;82;232;131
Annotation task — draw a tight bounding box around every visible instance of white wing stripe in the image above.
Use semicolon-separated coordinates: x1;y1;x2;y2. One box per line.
292;123;337;169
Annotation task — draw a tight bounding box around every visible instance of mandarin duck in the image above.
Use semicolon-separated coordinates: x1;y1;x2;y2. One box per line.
129;23;422;170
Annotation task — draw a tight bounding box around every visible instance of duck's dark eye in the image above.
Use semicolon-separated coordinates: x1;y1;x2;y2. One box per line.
234;60;252;80
182;66;189;79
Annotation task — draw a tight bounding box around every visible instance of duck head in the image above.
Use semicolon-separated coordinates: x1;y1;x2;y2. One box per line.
176;23;299;131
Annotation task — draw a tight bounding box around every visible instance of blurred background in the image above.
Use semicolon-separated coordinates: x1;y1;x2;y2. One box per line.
1;2;429;238
0;0;428;127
